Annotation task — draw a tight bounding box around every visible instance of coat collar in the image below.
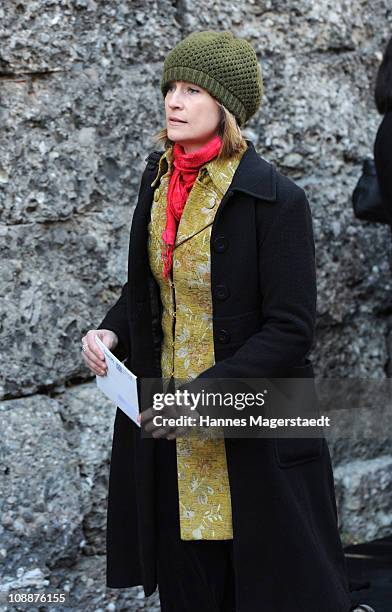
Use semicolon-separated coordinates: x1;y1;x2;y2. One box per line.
230;139;277;201
147;139;277;202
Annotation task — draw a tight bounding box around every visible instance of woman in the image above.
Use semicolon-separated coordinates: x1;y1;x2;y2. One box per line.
374;35;392;212
81;30;366;612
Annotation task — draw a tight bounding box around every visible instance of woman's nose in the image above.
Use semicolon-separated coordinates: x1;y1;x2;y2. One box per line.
168;91;183;108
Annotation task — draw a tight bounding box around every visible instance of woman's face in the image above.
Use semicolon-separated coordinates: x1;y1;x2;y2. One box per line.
164;80;221;153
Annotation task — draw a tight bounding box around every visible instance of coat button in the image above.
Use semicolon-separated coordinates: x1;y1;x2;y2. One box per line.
215;284;230;300
213;236;228;253
217;329;230;344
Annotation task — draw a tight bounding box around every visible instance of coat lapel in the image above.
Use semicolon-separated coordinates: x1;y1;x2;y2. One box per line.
149;172;221;249
148;147;244;249
175;153;243;247
174;185;219;248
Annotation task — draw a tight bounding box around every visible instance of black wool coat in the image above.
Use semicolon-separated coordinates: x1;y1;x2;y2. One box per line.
374;110;392;205
97;140;352;612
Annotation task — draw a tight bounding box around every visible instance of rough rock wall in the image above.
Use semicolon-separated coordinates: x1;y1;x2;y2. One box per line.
1;1;391;609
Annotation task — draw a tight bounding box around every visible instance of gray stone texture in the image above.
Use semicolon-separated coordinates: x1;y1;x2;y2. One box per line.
1;0;392;608
334;456;392;544
0;385;161;610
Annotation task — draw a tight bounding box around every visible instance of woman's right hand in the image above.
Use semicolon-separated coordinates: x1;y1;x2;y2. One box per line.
81;329;119;376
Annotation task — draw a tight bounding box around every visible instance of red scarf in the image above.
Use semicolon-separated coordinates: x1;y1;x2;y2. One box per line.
161;134;223;279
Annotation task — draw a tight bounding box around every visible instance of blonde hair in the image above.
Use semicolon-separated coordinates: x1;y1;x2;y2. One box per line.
152;99;248;160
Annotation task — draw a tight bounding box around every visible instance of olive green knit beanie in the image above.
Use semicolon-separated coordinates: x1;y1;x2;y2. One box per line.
160;30;263;127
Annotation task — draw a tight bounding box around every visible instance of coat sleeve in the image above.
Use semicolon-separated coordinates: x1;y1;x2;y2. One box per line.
96;281;130;362
199;185;317;380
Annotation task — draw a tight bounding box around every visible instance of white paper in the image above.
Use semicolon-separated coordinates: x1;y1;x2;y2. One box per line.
95;336;140;427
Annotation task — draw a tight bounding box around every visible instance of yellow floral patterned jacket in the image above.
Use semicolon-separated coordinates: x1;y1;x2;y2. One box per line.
147;144;246;540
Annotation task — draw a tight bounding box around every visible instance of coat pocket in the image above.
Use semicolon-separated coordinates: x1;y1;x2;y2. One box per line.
273;357;323;467
274;437;324;468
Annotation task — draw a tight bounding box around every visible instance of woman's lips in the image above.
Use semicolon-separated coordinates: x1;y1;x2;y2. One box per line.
168;119;187;124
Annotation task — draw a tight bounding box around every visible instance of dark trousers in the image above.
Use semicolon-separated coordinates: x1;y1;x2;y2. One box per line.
155;437;236;612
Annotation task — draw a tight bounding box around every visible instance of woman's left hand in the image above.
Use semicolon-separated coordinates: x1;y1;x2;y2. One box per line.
138;394;199;440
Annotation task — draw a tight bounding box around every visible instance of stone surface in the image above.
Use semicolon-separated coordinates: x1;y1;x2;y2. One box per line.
1;1;392;609
56;382;116;556
1;219;128;398
334;456;392;544
0;1;179;73
0;394;83;587
0;385;159;610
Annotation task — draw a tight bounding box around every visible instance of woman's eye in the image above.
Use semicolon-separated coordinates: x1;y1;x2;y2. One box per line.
167;85;199;93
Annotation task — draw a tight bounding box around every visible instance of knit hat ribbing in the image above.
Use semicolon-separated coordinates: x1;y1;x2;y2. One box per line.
160;30;263;127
